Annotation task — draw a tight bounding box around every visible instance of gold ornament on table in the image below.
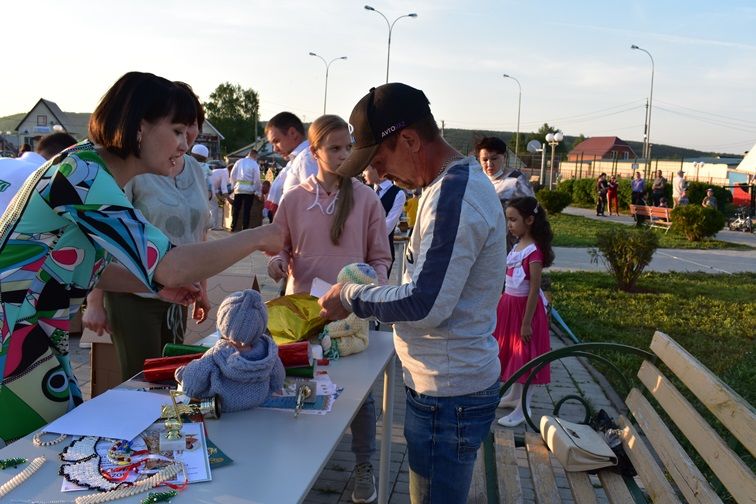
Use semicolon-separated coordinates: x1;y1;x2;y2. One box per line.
158;390;185;452
160;395;221;420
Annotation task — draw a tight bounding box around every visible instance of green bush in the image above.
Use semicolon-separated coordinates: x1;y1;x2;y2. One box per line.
536;189;572;214
671;205;726;241
588;227;659;291
571;178;597;205
557;179;574;196
684;182;732;210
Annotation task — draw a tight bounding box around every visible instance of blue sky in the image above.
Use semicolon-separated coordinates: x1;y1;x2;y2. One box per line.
2;0;754;154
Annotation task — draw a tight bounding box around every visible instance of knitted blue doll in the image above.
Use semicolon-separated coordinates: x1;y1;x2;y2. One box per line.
175;289;285;412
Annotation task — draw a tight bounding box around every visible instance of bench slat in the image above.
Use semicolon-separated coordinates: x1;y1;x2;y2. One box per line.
617;415;681;504
565;471;599;504
626;388;723;504
598;471;635;504
649;331;756;457
495;429;524;504
638;361;754;503
467;444;487;503
525;431;563;503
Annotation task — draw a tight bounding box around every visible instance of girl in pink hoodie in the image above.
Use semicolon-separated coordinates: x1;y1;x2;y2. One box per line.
267;114;390;501
267;115;391;295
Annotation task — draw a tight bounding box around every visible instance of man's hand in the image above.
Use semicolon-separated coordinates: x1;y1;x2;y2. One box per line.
318;283;350;321
159;283;201;305
82;303;110;336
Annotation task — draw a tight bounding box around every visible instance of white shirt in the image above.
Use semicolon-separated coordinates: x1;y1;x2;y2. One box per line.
375;179;406;233
268;140;311;206
230;157;261;195
0;152;47;213
282;140;318;196
209;168;230;195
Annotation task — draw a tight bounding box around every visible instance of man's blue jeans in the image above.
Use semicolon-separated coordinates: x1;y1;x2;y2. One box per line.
404;381;499;503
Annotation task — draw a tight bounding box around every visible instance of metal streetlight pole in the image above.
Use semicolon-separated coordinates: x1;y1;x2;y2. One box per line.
364;5;417;83
502;74;522;156
309;52;348;115
545;131;563;189
631;45;655;164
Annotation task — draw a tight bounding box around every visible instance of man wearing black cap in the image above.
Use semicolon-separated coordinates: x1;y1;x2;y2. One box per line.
319;83;505;503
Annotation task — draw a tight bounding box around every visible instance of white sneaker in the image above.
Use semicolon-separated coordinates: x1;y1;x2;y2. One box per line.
497;408;530;428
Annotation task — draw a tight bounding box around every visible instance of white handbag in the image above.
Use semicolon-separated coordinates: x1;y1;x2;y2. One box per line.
539;415;618;472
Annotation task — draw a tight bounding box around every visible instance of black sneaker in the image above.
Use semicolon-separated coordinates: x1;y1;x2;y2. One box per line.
352;462;377;503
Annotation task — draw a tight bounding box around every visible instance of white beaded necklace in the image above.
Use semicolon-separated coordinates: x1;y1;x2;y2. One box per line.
0;456;46;499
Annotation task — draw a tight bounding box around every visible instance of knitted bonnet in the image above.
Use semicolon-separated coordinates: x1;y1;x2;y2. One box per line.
217;289;268;345
337;262;377;284
320;263;377;359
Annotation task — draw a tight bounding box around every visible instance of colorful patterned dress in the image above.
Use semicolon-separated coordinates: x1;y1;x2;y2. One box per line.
0;141;171;444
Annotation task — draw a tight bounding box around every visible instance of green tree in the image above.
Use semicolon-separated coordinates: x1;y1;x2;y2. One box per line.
524;123;568;154
203;82;260;154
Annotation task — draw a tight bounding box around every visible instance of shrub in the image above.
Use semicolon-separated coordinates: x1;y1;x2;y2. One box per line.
571;178;597;206
684;182;732;210
557;179;574;196
536;189;572;214
589;227;659;291
671;205;726;241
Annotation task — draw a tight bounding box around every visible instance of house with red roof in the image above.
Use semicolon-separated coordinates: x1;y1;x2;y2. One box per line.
567;136;636;161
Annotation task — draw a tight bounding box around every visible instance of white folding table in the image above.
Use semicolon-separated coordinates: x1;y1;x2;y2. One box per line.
0;330;396;503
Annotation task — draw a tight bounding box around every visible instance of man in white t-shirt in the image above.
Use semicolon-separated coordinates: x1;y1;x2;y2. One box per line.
208;165;232;230
0;132;77;213
264;112;318;212
190;143;212;200
229;149;261;231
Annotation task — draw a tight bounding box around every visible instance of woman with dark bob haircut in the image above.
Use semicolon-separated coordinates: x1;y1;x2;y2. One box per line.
0;72;281;444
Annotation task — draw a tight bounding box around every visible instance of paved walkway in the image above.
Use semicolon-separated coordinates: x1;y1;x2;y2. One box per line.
553;206;756;274
68;231;629;504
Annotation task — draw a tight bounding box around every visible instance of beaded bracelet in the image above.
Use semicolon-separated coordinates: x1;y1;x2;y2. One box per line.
32;431;68;447
0;456;46;498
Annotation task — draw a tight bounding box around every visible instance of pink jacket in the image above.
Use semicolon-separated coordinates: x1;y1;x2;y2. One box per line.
271;176;391;294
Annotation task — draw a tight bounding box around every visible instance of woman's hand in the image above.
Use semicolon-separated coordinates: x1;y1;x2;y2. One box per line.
258;223;284;255
159;283;201;305
192;291;211;324
267;258;287;282
82;301;110;336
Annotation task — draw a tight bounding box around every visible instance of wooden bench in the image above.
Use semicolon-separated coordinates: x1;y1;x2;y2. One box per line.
468;331;755;503
629;204;673;232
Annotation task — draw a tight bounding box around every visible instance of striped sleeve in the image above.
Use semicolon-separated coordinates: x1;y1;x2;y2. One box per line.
342;164;488;326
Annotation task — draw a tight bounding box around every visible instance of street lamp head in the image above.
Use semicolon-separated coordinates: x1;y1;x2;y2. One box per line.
309;52;317;56
408;13;418;17
502;73;510;78
339;56;348;60
554;131;564;142
364;5;375;11
545;133;555;143
631;44;640;50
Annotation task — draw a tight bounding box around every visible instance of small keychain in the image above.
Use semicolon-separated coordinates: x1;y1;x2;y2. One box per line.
0;457;26;470
142;490;178;503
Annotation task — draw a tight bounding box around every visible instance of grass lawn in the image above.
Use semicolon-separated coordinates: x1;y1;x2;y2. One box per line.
549;271;755;403
550;213;752;249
